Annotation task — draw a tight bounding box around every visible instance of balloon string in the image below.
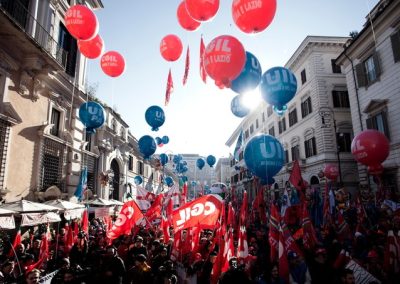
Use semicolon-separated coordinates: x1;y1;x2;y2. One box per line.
365;0;377;48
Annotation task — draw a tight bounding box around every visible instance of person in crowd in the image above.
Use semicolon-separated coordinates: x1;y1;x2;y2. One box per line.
197;251;217;284
60;269;82;284
219;256;251;284
340;268;355;284
308;248;334;284
99;245;126;284
151;247;169;273
127;253;153;283
69;231;88;266
127;235;148;267
26;240;40;262
287;251;311;284
0;259;17;283
24;269;40;284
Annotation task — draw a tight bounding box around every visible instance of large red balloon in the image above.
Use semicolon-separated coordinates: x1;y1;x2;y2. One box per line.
160;35;183;62
351;129;390;167
323;164;339;181
185;0;220;22
203;35;246;88
100;51;125;77
64;5;98;40
177;1;201;31
232;0;277;34
78;34;104;59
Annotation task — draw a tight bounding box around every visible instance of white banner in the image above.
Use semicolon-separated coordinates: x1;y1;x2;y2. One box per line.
346;260;381;284
64;208;85;220
21;212;61;226
39;270;58;284
0;216;15;229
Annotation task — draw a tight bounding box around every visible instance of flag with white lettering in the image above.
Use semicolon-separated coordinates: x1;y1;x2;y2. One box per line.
171;194;223;233
107;200;143;240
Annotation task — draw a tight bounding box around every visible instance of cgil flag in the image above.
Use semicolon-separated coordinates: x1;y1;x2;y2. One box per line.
107;200;143;240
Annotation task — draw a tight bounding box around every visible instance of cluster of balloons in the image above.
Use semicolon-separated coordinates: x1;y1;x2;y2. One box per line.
145;105;166;131
78;101;105;134
351;129;390;177
64;5;125;78
155;136;169;147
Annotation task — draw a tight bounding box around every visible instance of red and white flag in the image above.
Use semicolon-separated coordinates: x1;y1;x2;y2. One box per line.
164;184;181;209
161;215;170;243
135;185;155;211
26;228;50;272
301;204;318;250
384;230;400;274
222;231;235;272
171;194;223;233
107;200;143;240
269;204;280;262
145;194;163;222
8;229;21;257
278;229;290;284
237;226;249;263
64;223;74;254
183;46;190;85
200;36;207;83
165;69;174;106
81;208;89;235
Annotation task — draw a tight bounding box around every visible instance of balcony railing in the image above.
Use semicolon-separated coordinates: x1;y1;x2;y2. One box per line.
0;0;67;69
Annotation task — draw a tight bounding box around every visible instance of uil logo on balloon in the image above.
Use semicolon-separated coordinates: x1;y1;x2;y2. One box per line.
79;102;105;134
244;134;284;184
231;94;250;118
145;105;165;131
231;51;262;95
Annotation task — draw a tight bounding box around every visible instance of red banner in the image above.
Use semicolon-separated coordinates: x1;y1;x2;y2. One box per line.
107;200;143;240
171;194;223;233
165;69;174;106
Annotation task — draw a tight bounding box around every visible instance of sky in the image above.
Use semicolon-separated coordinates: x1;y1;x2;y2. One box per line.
87;0;379;160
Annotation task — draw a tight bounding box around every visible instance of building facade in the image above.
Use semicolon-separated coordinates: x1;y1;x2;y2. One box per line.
336;0;400;193
215;157;230;185
227;36;359;198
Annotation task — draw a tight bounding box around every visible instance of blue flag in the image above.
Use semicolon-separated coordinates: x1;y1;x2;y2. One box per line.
234;130;244;161
74;167;87;201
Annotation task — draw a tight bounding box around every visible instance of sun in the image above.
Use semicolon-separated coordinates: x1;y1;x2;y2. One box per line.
241;88;262;110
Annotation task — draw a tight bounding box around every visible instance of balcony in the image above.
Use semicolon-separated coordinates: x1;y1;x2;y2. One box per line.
0;0;67;69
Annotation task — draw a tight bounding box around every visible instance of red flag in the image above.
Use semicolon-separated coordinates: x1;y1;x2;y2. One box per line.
336;211;351;242
166;198;173;220
26;229;49;272
211;239;225;284
165;69;174;106
237;226;249;263
191;224;201;255
145;194;163;222
333;249;350;269
323;182;332;228
171;195;223;233
301;204;318;250
200;36;207;83
227;202;235;229
81;208;89;235
269;204;280;262
384;230;400;274
281;219;302;257
161;215;170;243
289;160;306;201
278;230;290;284
107;200;144;240
183;46;190;85
73;221;79;241
65;223;74;254
222;231;235;272
8;229;21;257
181;182;188;205
239;191;248;227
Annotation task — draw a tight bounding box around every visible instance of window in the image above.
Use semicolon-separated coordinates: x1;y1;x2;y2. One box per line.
337;133;352;152
40;138;66;192
289;108;298;127
331;59;341;73
267;105;273;117
301;69;307;84
332;91;350;108
0;119;10;190
269;126;275;137
250;125;254;134
262;112;265;122
245;130;249;139
304;137;317;158
284;150;289;164
390;31;400;62
366;112;390;139
50;108;61;137
278;118;286;134
84;131;91;151
82;154;97;192
137;161;144;175
256;119;259;129
111;119;117;133
291;145;300;161
355;53;381;87
128;156;134;171
58;22;77;77
120;127;125;138
301;97;312;118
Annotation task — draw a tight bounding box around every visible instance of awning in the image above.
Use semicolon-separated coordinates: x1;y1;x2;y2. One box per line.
0;200;60;213
43;199;85;220
83;198;114;206
21;212;61;226
0;208;16;229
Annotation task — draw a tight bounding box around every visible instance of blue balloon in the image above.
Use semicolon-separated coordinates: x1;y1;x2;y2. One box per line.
231;94;250;118
164;176;174;187
231;52;262;95
155;137;163;145
206;155;216;167
260;67;297;110
145;105;165;131
162;135;169;144
173;155;182;164
159;153;169;166
244;134;284;184
196;158;205;170
79;102;105;134
134;175;143;185
273;105;288;116
138;135;156;160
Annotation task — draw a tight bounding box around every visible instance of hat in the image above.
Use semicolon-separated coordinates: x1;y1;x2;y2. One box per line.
136;254;147;262
287;251;298;260
136;236;143;242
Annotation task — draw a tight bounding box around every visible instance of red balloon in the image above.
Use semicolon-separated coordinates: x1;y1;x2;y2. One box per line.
100;51;125;77
64;5;98;40
351;129;390;166
78;34;104;59
185;0;220;22
368;164;384;176
160;35;183;62
232;0;277;34
177;1;201;31
323;164;339;181
203;35;246;88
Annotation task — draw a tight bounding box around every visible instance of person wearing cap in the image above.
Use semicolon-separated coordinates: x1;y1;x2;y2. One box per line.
127;254;153;284
287;251;311;284
219;257;251;284
0;259;16;283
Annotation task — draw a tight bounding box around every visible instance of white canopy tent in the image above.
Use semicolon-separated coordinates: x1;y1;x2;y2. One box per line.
44;199;85;220
0;208;16;229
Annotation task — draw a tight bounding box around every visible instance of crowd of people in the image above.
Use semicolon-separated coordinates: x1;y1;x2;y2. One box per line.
0;184;399;284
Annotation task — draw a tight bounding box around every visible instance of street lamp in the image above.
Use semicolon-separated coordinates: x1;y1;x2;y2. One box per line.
319;106;343;186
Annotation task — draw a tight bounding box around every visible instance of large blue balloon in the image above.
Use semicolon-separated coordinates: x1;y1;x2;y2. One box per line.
159;153;169;166
231;94;250;118
145;105;165;131
164;176;174;187
196;158;205;170
244;134;284;184
134;175;143;185
162;135;169;144
260;67;297;111
231;52;262;95
79;102;105;134
138;135;156;159
206;155;216;167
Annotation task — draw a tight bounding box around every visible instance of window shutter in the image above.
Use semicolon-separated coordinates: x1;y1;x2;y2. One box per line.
366;117;373;129
381;112;390;140
372;52;381;78
312;137;317;155
391;32;400;62
308;97;313;113
304;141;308;158
355;63;367;87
